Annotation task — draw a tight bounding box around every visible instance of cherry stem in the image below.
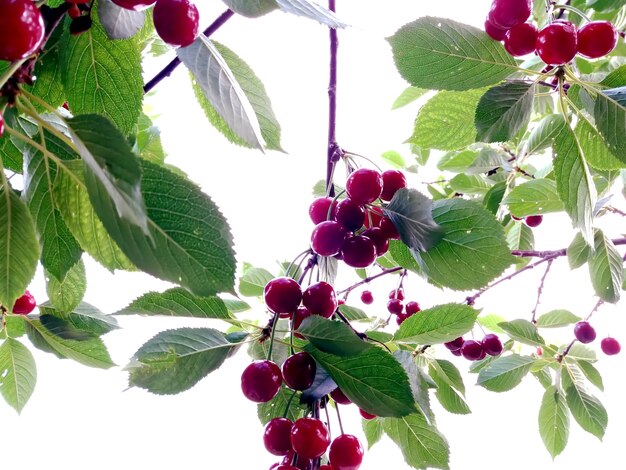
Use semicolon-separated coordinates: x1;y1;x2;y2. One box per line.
334;400;345;435
326;0;339;198
513;237;626;258
559;339;576;361
530;258;554;324
584;298;604;322
266;313;280;362
552;3;591;22
143;9;235;94
337;266;404;297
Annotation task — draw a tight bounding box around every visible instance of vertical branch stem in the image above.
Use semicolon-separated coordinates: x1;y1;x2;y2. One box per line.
326;0;339;197
531;258;554;324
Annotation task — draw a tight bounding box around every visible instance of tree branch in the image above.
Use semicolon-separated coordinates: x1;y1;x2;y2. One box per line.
326;0;340;197
531;258;554;324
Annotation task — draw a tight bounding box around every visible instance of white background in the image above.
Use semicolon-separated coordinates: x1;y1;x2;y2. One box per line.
3;1;626;469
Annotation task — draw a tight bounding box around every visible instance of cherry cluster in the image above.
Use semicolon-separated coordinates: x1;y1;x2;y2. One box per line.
309;169;406;269
444;334;503;361
361;287;421;325
484;0;618;65
112;0;199;47
573;321;621;356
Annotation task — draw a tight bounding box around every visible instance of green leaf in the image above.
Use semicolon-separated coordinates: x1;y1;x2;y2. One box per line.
477;354;535;392
222;298;251;314
25;320;115;369
239;267;274;297
553;126;597;244
498;319;545;346
180;37;264;150
536;310;582;328
0;338;36;413
392;86;427;109
39;301;118;340
565;342;597;362
465;148;509;175
408;89;485;150
567;232;591;269
98;0;146;40
362;418;384;449
338;304;369;322
0;108;27;173
428;359;470;415
128;328;246;395
134;113;165;164
395;351;435;421
0;316;26;340
274;0;347;28
388;17;518;91
23;139;82;282
448;173;490;194
524;114;567;155
594;86;626;158
45;259;86;313
25;25;65;111
394;303;478;345
381;150;407;169
0;184;39;311
59;11;142;135
538;385;570;458
588;229;623;303
257;386;305;425
477;314;507;334
437;150;476;173
115;288;232;321
576;360;604;391
414;198;514;290
383;188;443;252
503;179;564;217
475;81;535;143
575;118;625;170
220;0;278;17
388;240;422;273
507;221;534;262
382;413;450;470
53;160;134;271
305;346;415;417
562;362;608;440
298;316;372;356
483;181;507;215
91;159;236;297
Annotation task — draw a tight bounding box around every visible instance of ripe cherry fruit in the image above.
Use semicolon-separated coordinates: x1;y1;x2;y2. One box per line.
311;221;346;256
282;352;316;391
264;418;294;456
341;235;377;268
152;0;199;47
481;334;503;356
574;321;596;344
601;337;621;355
405;301;420;315
460;340;484;361
387;298;404;315
302;281;338;318
309;197;337;224
380;170;407;202
485;19;508;41
525;214;543;227
264;277;302;315
12;291;37;315
290;417;330;459
241;360;283;403
361;227;389;256
360;290;374;305
329;434;364;470
577;21;617;59
444;336;465;352
335;198;365;232
359;408;376;420
345;168;383;205
488;0;531;30
504;23;538;56
330;387;352;405
0;0;45;61
536;21;578;66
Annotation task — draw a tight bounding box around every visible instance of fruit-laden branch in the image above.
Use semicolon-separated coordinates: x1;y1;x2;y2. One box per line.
143;9;234;93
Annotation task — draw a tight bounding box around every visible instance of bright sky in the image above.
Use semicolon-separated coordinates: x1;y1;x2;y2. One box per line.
3;1;625;469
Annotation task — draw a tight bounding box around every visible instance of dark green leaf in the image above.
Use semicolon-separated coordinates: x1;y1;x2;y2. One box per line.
483;181;507;215
538;385;570;458
239;267;274;297
128;328;246;394
388;17;518;91
26;25;65;111
524;114;567;155
594;86;626;157
477;354;535;392
503;179;564;217
305;346;415;417
567;232;591;269
383;188;443;252
475;81;535;143
536;310;581;328
39;301;119;338
257;386;305;425
498;319;545;346
394;303;479;345
0;338;36;413
575;117;625;170
588;229;623;303
298;316;372;356
0;108;27;172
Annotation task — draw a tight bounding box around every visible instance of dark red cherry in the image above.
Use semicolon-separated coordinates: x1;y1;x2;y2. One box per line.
282;352;316;391
293;306;312;339
504;23;538;56
311;221;346;256
578;21;617;59
341;235;377;268
264;277;303;314
360;290;374;305
309;197;337;224
396;312;409;325
264;418;294;456
359;408;376;420
379;217;400;240
389;288;405;301
380;170;407;202
387;298;403;315
601;337;621;355
330;387;351;405
481;334;503;356
241;360;282;402
361;227;389;256
320;466;333;470
405;301;420;315
112;0;156;10
281;451;311;470
444;337;465;352
460;340;484;361
152;0;199;47
290;417;330;459
525;214;543;227
363;206;384;228
488;0;531;29
485;18;508;41
0;114;4;138
574;321;596;344
12;291;36;315
536;21;578;65
302;281;337;318
335;198;365;232
346;169;383;205
0;0;45;61
329;434;364;470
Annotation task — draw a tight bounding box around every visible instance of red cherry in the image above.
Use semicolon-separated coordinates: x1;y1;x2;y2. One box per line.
405;301;420;315
359;408;376;420
387;298;404;315
504;23;538;56
152;0;199;47
396;313;409;325
574;321;596;344
536;21;578;65
346;169;383;205
444;337;464;352
282;352;316;391
290;417;330;459
485;18;508;41
309;197;337;225
68;4;81;18
241;360;283;403
525;214;543;227
341;235;377;268
578;21;617;59
601;337;621;355
12;291;36;315
329;434;364;470
293;306;312;339
302;281;337;318
380;170;407;202
488;0;531;29
379;217;400;240
276;466;299;470
320;466;333;470
0;113;4;138
112;0;156;10
335;198;365;232
460;340;484;361
264;418;294;456
264;277;303;315
481;334;503;356
330;387;351;405
361;227;389;256
311;221;347;256
363;207;384;228
450;348;462;357
0;0;45;61
281;452;311;470
389;288;405;301
360;290;374;305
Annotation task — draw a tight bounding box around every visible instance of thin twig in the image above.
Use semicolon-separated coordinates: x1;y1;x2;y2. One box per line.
531;259;554;324
336;266;404;297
